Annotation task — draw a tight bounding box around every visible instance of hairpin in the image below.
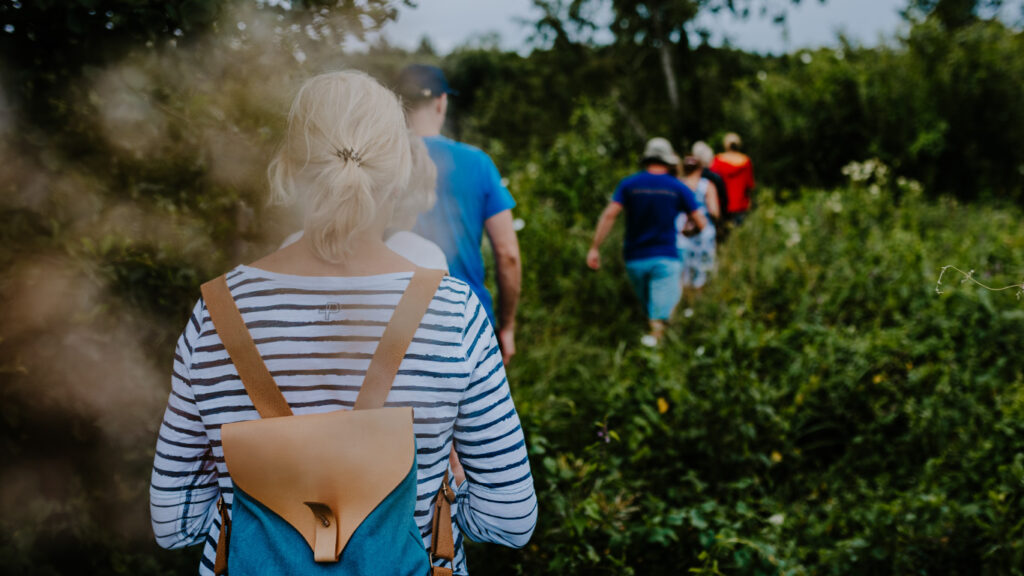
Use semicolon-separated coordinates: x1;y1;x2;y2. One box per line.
335;147;363;167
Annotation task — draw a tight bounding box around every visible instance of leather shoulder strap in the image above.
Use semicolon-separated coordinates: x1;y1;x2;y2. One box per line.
200;275;292;419
354;269;446;411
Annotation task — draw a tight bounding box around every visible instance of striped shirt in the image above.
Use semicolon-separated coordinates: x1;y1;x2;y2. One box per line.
149;265;537;575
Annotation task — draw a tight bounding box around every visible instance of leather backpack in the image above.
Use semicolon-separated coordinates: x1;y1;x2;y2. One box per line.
200;268;456;575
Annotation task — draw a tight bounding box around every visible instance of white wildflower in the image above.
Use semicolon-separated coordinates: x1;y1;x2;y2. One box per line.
825;192;843;214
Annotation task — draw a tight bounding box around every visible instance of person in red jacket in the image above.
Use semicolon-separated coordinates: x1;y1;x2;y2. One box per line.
710;132;755;225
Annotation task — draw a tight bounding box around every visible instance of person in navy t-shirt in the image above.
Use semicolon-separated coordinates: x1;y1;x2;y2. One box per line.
399;65;521;366
587;137;707;345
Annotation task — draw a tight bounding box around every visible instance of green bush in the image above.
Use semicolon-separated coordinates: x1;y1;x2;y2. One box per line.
468;148;1024;574
728;19;1024;201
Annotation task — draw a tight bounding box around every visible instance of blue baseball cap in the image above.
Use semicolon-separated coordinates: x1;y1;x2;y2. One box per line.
397;64;458;101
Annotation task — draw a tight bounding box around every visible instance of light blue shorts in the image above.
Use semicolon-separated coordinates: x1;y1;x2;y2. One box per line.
624;256;683;321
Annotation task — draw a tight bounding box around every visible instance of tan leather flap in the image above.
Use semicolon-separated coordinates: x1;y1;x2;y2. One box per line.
222;407;415;560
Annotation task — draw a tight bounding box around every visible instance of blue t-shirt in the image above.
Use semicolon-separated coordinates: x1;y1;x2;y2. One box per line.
611;171;699;262
413;136;516;327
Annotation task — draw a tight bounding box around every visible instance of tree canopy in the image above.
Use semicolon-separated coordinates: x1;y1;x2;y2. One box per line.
0;0;411;123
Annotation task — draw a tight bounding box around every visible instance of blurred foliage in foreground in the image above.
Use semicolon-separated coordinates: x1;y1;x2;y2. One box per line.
0;1;1023;574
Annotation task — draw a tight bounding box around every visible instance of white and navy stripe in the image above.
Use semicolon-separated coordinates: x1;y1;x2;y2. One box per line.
150;266;537;575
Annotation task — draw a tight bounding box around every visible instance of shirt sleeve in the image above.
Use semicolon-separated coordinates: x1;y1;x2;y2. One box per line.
452;290;537;549
611;179;627;204
150;299;220;550
480;152;516;220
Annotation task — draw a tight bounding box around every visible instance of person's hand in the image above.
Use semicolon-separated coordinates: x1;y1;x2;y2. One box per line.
681;219;700;237
498;325;516;366
586;247;601;270
448;446;466;487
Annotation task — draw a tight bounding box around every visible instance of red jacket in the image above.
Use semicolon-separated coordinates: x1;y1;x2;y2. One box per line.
710;153;755;214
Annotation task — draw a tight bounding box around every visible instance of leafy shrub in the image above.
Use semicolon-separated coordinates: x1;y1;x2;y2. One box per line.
469;155;1024;575
728;19;1024;201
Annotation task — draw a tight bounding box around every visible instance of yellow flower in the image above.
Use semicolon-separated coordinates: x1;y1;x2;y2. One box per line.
771;451;783;463
873;373;885;384
657;397;669;414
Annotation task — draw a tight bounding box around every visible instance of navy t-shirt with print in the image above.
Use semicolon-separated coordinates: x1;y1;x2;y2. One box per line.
612;171;699;262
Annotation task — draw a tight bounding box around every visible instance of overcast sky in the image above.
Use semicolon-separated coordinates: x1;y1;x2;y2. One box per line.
380;0;914;55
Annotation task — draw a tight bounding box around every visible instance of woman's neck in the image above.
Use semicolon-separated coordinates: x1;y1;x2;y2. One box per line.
719;151;748;164
682;173;702;188
250;230;416;277
408;109;443;138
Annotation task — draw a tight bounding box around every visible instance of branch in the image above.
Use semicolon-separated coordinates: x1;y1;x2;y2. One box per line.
935;265;1024;300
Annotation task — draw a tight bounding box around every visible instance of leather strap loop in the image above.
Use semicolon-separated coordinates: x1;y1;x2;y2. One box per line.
430;471;456;570
213;498;230;575
354;269;446;410
201;275;292;419
304;501;339;562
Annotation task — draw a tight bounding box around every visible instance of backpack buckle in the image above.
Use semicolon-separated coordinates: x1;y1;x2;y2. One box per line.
441;479;456;503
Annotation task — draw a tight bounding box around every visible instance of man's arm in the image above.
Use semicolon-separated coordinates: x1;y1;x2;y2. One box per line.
587;202;623;270
709;171;728;218
484;209;521;366
747;162;756;209
705;182;721;220
678;183;707;236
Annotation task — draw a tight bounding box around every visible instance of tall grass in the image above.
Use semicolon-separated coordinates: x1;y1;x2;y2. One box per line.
467;108;1024;574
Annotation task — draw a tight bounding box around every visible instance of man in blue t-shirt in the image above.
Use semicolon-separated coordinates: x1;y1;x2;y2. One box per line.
587;137;707;345
399;65;521;365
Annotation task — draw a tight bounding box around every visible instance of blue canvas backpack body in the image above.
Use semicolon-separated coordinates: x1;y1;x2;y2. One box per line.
201;268;456;576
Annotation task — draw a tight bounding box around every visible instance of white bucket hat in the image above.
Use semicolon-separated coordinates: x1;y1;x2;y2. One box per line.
642;137;680;166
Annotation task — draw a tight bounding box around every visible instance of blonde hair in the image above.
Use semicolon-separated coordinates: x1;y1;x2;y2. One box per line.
268;71;411;262
390;133;437;230
692;141;714;166
723;132;743;152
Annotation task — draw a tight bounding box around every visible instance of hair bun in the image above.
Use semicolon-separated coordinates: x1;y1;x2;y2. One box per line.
267;70;412;263
335;147;364;167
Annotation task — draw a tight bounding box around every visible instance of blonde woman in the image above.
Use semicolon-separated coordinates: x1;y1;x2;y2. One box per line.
677;155;720;289
281;133;448;271
691;141;728;225
150;71;536;575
